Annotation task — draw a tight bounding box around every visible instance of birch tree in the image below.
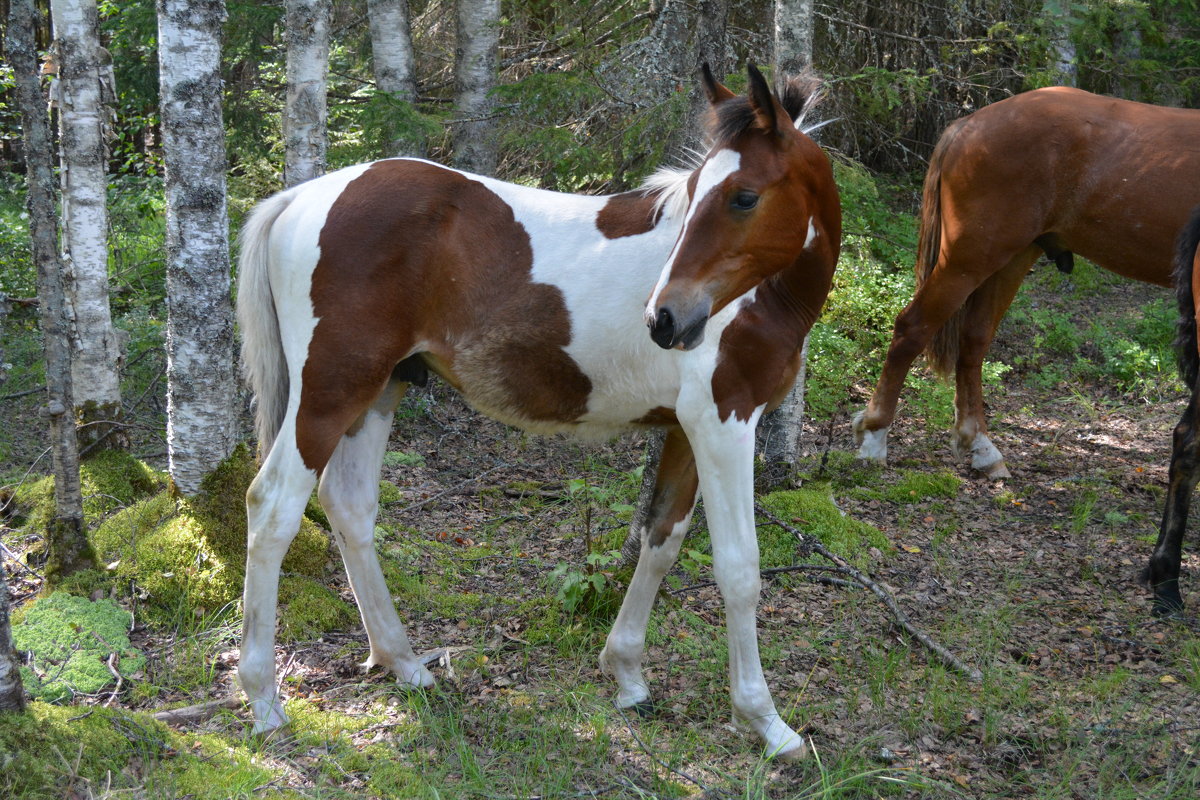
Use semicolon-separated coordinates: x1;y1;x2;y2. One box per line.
453;0;499;174
756;0;819;485
368;0;423;156
0;561;24;713
50;0;125;452
157;0;237;496
11;0;96;581
284;0;331;187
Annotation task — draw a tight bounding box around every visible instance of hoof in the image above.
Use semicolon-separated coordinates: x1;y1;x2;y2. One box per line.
1150;594;1185;618
980;459;1011;480
628;699;657;718
768;736;809;762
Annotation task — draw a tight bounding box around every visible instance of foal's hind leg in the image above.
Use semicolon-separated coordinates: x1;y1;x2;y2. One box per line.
240;430;318;733
1143;387;1200;614
600;428;698;711
318;383;435;688
949;248;1039;478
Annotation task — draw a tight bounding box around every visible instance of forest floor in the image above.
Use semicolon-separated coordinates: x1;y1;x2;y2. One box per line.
3;269;1200;799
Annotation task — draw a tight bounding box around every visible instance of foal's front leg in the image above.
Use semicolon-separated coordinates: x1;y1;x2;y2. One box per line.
601;427;699;710
680;402;806;760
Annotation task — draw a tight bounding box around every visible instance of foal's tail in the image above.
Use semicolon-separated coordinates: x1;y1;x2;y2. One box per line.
915;130;958;377
1173;205;1200;391
237;190;295;458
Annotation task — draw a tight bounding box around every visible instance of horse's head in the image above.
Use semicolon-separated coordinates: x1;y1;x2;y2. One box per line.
645;63;840;351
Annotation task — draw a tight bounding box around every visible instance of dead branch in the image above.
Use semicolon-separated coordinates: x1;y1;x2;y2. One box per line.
151;695;243;725
755;503;984;683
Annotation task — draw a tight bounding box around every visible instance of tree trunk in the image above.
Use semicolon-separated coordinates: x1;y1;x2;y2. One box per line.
756;336;809;489
0;560;25;713
774;0;814;74
756;1;818;489
50;0;125;452
453;0;499;174
600;0;730;164
367;0;424;157
283;0;330;187
157;0;237;497
11;0;96;582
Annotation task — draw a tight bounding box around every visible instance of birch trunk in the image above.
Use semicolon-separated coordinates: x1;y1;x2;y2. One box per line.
50;0;125;451
157;0;237;497
773;0;814;74
12;0;95;582
284;0;331;188
0;560;24;713
754;0;821;487
368;0;423;157
453;0;499;174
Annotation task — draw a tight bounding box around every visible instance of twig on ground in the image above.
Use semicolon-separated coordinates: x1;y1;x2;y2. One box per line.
103;652;123;707
387;463;510;515
152;696;243;725
670;563;861;595
755;503;984;683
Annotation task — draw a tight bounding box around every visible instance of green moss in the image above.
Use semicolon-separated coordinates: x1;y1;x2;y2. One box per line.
0;704;278;800
12;450;165;536
379;479;404;505
278;576;355;641
12;592;145;702
760;486;891;566
879;469;961;504
84;447;335;635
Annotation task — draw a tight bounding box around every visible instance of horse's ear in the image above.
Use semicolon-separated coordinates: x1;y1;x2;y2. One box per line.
746;63;784;134
701;63;735;105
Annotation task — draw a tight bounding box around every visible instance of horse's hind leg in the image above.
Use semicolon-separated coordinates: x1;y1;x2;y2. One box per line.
1143;386;1200;614
600;427;698;711
318;381;435;688
240;429;318;733
949;247;1039;478
855;269;988;463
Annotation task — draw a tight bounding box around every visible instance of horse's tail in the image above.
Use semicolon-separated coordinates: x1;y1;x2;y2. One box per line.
236;190;294;458
1173;205;1200;390
916;130;958;378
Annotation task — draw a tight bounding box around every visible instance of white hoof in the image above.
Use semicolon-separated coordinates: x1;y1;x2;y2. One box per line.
599;646;651;709
248;698;290;736
968;434;1008;479
363;654;436;689
853;414;890;464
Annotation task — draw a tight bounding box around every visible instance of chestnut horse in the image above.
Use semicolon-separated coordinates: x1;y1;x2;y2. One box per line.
853;87;1200;478
1145;206;1200;614
235;65;840;760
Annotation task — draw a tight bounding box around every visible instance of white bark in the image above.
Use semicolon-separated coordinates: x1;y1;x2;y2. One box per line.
756;336;809;483
50;0;122;426
13;0;93;580
157;0;237;496
773;0;814;74
368;0;423;157
453;0;499;174
284;0;331;188
369;0;417;102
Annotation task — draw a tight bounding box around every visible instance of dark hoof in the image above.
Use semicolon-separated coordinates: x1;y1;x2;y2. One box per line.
628;699;656;718
1151;593;1185;618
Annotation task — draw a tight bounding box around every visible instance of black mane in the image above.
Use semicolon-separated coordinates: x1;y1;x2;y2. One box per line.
709;70;825;145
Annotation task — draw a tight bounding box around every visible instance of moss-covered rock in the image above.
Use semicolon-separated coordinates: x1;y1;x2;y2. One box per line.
85;446;335;638
11;592;145;702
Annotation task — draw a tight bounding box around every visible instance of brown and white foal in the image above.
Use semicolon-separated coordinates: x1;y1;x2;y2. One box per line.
236;64;840;759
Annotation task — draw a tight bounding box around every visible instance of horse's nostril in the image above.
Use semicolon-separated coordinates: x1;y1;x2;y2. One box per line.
649;307;676;349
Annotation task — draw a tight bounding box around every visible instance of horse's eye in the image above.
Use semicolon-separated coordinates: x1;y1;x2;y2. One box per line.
731;190;759;211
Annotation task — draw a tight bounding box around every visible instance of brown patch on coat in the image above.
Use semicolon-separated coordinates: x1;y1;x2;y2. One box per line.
644;427;699;548
293;160;592;472
631;406;678;426
595;190;661;239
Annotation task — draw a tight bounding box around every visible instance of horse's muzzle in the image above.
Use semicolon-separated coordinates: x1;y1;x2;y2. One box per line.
647;305;708;350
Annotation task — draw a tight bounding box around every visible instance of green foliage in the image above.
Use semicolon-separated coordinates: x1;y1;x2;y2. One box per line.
12;592;145;702
839;67;935;124
550;549;622;616
876;469;962;505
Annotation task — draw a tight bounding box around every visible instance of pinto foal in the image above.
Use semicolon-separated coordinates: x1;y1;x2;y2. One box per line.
235;65;840;759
